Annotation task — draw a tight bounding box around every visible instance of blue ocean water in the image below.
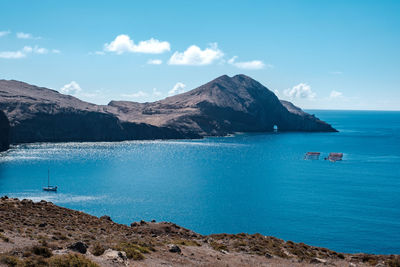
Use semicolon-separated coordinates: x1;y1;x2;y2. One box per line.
0;110;399;254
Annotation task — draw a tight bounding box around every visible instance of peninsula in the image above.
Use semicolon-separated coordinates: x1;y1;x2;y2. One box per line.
0;75;336;151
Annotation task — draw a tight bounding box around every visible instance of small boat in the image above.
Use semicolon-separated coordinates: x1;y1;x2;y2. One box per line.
43;169;57;192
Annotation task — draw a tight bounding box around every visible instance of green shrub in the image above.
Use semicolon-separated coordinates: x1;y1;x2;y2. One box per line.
388;257;400;267
115;242;150;260
32;246;52;258
210;241;228;252
0;255;20;267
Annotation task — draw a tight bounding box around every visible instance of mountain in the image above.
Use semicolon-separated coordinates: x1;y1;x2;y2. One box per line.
107;75;336;136
0;75;336;146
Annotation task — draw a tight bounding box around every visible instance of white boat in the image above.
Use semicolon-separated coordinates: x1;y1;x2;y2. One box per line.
43;169;57;192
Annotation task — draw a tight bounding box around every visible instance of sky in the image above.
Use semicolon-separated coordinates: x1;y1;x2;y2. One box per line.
0;0;399;110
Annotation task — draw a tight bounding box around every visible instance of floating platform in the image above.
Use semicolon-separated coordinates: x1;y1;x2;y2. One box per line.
325;153;343;162
304;152;321;160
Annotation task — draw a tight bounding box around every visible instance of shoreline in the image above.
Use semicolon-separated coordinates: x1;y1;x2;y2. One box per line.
1;196;398;267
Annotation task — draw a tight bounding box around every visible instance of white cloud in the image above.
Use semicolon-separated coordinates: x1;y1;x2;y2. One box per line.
0;50;25;59
168;82;186;95
152;88;162;97
330;71;343;75
52;49;61;54
16;32;32;39
104;34;170;54
16;32;41;39
168;43;223;65
284;83;316;100
228;56;266;70
89;51;105;56
147;59;162;65
122;88;163;100
121;91;149;98
0;45;52;59
33;47;48;54
329;90;343;99
60;81;82;95
0;31;10;37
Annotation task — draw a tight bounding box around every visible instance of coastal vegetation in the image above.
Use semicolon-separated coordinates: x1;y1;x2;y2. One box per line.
1;196;399;266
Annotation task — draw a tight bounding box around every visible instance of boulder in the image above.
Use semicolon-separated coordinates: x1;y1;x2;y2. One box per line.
168;244;181;253
68;241;88;254
100;215;112;221
310;257;327;264
102;249;127;264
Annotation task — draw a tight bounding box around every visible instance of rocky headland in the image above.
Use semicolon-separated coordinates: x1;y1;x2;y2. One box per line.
0;111;9;152
0;75;336;149
0;197;398;267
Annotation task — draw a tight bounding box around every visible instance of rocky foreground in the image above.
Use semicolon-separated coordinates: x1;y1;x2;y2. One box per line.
0;197;398;267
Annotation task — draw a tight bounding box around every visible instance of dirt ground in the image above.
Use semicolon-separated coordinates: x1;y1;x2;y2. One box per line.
0;197;398;267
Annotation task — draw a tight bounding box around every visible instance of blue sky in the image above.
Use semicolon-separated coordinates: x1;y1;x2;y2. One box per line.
0;0;399;110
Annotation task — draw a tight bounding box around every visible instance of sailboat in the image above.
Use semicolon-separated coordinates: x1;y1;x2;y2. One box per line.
43;169;57;192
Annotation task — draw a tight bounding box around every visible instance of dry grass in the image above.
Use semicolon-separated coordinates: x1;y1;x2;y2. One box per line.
0;197;398;267
172;239;201;247
90;242;105;256
48;254;99;267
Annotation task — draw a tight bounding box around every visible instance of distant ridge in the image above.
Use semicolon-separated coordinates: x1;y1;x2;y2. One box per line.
0;75;336;146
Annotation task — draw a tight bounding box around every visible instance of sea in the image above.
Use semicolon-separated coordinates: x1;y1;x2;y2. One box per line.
0;110;399;254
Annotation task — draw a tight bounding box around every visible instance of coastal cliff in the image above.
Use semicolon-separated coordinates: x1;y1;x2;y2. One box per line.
0;110;9;152
0;80;189;144
0;75;336;145
0;197;398;267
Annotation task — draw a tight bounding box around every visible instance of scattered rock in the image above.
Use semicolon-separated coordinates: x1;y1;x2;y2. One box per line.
140;220;147;225
265;253;274;258
100;215;112;221
68;241;88;254
38;223;47;227
151;219;156;223
130;222;138;227
102;249;127;264
310;257;327;264
168;244;181;253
